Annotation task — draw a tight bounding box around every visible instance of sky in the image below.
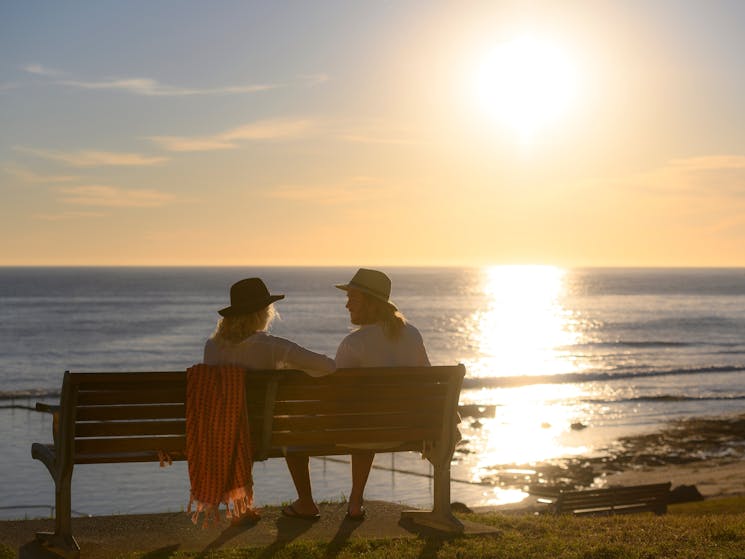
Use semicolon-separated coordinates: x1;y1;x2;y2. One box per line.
1;0;744;267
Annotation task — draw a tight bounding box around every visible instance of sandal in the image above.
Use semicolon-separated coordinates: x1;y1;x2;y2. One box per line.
230;509;261;526
281;504;321;521
345;505;366;521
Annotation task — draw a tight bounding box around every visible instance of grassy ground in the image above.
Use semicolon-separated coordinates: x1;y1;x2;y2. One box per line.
3;497;744;559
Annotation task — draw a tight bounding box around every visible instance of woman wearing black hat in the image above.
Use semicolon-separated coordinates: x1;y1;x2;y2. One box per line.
204;278;335;375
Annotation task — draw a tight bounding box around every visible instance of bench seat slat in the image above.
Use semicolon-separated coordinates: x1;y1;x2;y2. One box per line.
271;426;438;446
75;435;185;455
263;441;424;458
73;450;188;464
271;411;442;432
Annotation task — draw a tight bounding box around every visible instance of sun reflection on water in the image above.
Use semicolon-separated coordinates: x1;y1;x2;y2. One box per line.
458;266;594;506
465;265;583;378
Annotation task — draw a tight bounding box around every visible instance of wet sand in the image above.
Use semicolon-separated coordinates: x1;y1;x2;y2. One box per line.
478;413;745;497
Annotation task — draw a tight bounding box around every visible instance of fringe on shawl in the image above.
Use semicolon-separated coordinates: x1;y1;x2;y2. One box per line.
158;450;173;467
187;486;257;527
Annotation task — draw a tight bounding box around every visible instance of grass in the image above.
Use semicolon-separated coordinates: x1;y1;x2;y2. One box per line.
6;498;744;559
100;497;745;559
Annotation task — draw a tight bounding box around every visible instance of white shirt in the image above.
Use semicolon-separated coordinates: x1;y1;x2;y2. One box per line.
203;331;335;377
335;322;430;368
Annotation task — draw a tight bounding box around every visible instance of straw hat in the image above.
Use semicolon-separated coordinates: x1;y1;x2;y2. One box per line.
335;268;397;310
218;278;284;317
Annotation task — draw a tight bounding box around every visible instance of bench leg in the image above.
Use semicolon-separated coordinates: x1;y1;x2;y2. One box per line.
36;474;80;558
401;462;464;533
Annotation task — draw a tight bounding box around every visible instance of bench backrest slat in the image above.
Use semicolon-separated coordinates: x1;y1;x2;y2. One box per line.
256;366;451;384
75;420;186;438
269;397;444;416
75;404;186;421
275;382;447;402
76;388;186;406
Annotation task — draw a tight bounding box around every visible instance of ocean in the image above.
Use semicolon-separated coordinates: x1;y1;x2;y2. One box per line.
1;266;744;519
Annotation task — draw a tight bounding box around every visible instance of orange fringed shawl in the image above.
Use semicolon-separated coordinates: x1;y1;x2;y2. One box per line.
185;364;256;525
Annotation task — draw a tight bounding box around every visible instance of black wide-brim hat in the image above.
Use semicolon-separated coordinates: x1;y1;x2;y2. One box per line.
218;277;284;317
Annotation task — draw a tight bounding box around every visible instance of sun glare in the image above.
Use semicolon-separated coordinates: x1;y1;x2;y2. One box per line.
473;35;578;142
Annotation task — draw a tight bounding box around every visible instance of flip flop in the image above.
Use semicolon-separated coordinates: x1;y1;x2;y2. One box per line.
230;510;261;526
281;504;320;521
345;505;366;521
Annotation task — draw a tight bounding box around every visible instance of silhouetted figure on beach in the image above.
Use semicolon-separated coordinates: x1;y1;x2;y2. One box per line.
284;268;430;521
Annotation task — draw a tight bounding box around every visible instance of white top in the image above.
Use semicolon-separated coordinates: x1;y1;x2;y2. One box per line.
203;331;335;377
335;322;430;368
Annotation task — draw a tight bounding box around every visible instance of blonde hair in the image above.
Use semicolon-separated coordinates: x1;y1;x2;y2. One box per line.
364;294;407;340
211;305;277;346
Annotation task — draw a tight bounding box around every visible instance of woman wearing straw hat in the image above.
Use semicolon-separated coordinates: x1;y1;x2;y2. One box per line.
284;268;430;521
204;277;335;376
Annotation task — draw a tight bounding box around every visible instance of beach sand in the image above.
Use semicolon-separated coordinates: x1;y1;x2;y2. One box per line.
602;458;745;499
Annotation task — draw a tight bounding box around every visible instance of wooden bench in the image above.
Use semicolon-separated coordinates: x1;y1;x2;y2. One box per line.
537;483;671;516
32;365;465;557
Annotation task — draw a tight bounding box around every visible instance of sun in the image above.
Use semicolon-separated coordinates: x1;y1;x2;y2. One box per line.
473;35;579;142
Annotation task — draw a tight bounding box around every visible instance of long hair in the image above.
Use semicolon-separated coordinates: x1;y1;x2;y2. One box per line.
364;294;407;340
210;304;278;347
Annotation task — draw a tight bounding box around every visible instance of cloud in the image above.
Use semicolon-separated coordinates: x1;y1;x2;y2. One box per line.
0;82;19;93
33;210;106;221
21;66;328;98
266;177;389;205
149;118;316;152
2;165;78;183
17;147;168;167
336;119;418;145
58;77;276;97
613;155;745;197
298;73;330;86
23;64;63;76
57;185;174;207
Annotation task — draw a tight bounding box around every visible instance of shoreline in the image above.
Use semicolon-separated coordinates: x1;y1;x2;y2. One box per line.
474;413;745;498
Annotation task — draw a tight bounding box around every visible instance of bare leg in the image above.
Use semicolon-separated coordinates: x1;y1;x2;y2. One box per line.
349;452;374;515
284;455;319;515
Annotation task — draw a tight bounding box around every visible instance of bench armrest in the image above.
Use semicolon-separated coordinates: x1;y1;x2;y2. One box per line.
36;402;60;414
36;402;61;446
